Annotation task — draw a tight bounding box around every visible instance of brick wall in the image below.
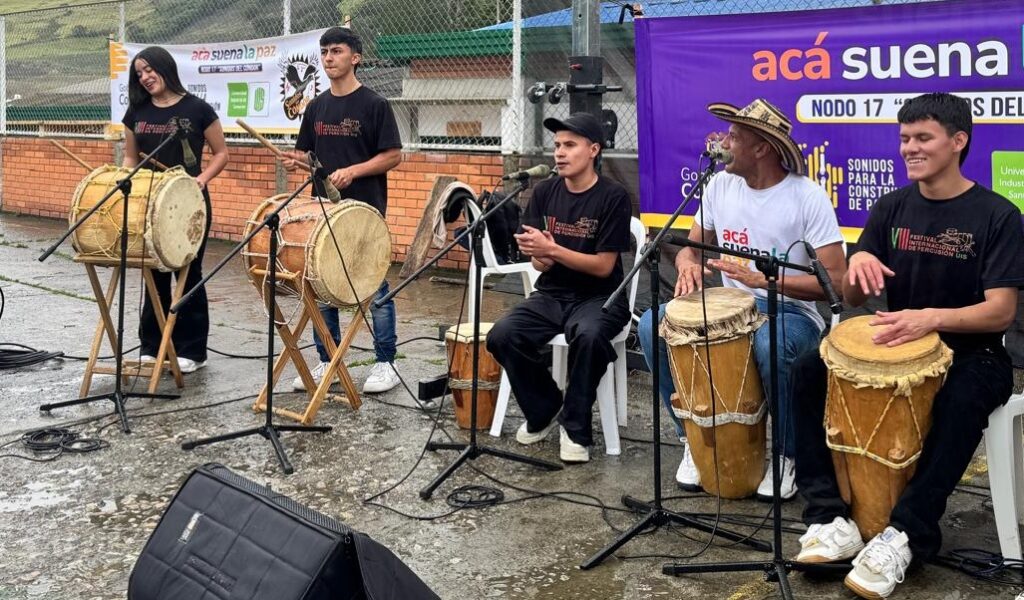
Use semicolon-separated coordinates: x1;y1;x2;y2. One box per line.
1;137;513;271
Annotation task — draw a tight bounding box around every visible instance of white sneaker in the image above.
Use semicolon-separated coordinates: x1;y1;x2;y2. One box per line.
676;442;701;492
362;362;401;393
139;354;156;362
515;413;560;445
292;361;329;392
559;427;590;464
177;357;207;374
795;516;864;563
845;527;912;599
757;456;797;501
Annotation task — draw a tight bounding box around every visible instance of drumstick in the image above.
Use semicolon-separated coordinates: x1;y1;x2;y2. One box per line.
236;118;310;171
48;139;93;171
139;152;171;171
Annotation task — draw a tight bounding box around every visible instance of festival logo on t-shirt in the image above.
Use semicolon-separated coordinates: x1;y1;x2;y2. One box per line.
313;118;362;138
550;217;599;240
279;53;321;120
891;226;976;260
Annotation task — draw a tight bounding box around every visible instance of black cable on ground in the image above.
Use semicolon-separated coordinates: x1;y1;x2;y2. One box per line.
0;427;109;462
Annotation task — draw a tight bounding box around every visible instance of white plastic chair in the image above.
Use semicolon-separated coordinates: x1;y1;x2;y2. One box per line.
985;391;1024;560
489;217;647;456
464;199;538;324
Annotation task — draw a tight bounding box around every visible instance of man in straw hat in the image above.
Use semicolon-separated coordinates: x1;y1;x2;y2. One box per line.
791;93;1024;598
487;112;632;464
637;98;847;499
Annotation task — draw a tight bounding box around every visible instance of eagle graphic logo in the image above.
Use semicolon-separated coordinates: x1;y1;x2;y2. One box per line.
279;53;321;120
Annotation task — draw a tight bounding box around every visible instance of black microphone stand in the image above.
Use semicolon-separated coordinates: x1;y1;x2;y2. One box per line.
175;170;330;475
375;175;562;501
580;158;770;570
659;239;849;596
37;132;186;433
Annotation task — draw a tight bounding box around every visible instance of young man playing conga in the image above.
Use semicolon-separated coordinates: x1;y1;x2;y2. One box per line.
486;113;631;464
637;99;846;499
281;27;403;394
792;93;1024;598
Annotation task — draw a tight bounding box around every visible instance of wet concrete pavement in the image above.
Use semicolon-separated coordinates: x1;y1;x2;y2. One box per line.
0;211;1017;599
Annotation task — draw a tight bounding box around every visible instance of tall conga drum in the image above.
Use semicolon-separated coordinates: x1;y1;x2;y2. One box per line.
821;315;952;539
445;323;501;430
661;287;767;498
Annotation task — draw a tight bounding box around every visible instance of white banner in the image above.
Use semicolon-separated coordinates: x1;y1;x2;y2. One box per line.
110;29;328;134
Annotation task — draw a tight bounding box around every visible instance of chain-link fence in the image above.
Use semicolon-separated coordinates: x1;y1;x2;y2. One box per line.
1;0;937;153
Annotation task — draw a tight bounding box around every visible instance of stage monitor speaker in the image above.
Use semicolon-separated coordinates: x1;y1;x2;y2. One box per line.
129;463;439;600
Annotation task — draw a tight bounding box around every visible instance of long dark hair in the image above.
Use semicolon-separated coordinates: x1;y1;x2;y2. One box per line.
127;46;188;108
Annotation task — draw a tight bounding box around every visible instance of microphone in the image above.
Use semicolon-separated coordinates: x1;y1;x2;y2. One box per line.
501;164;551;181
308;152;341;202
803;241;842;315
703;139;733;165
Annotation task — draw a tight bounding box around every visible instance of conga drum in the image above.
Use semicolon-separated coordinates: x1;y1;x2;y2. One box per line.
821;315;952;539
69;165;206;271
661;287;767;498
241;196;392;306
445;323;501;430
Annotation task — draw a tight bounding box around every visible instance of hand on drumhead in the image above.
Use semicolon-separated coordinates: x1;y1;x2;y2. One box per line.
674;262;710;296
870;309;937;347
707;258;767;289
847;251;894;296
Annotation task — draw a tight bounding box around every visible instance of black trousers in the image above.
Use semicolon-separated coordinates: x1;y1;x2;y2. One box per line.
486;292;630;446
139;195;212;362
792;345;1012;560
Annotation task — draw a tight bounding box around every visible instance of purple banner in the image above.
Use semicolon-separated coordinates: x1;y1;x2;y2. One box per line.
635;0;1024;238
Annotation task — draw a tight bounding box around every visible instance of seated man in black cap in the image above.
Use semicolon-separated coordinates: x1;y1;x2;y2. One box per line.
486;112;632;464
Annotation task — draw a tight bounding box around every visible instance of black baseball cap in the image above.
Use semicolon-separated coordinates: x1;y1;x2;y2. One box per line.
543;112;606;148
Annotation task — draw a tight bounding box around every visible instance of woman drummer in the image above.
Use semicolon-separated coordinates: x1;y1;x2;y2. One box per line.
122;46;228;373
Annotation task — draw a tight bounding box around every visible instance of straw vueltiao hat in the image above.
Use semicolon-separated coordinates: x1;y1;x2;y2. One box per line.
707;98;805;176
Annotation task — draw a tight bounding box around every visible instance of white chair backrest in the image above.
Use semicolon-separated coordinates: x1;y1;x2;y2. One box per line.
626;217;646;312
463;199;501;268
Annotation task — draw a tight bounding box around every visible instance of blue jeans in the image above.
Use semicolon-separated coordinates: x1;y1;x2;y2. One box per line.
637;296;822;457
314;280;397;363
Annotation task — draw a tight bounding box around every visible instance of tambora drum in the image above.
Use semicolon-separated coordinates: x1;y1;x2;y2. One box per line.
661;287;767;499
242;196;392;307
821;315;952;539
69;165;206;271
445;323;501;430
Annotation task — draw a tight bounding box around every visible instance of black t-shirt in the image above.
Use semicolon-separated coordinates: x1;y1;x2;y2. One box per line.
122;94;218;178
526;175;632;301
295;86;402;215
857;183;1024;353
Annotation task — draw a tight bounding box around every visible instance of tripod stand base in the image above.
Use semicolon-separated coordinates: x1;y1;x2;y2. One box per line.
182;423;331;475
580;494;771;570
40;390;179;434
663;558;850;599
419;441;562;500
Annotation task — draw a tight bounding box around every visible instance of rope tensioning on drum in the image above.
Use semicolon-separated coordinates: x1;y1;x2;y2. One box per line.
824;372;928;470
447;378;500;392
673;333;766;428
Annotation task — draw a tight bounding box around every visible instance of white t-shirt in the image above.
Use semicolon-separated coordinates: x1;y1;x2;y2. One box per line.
692;172;843;331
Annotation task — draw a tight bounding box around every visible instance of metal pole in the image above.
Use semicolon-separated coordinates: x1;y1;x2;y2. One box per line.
118;2;125;42
571;0;600;56
282;0;291;35
569;0;602;117
510;0;524;154
1;16;7;137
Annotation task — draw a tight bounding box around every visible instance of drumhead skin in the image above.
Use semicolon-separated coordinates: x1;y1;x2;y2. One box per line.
147;172;206;269
69;165;204;271
307;200;392;307
662;287;765;345
445;322;495;342
821;315;952;388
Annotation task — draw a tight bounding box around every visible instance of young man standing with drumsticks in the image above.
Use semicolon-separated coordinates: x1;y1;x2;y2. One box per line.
281;27;403;394
637;99;846;499
791;93;1024;598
